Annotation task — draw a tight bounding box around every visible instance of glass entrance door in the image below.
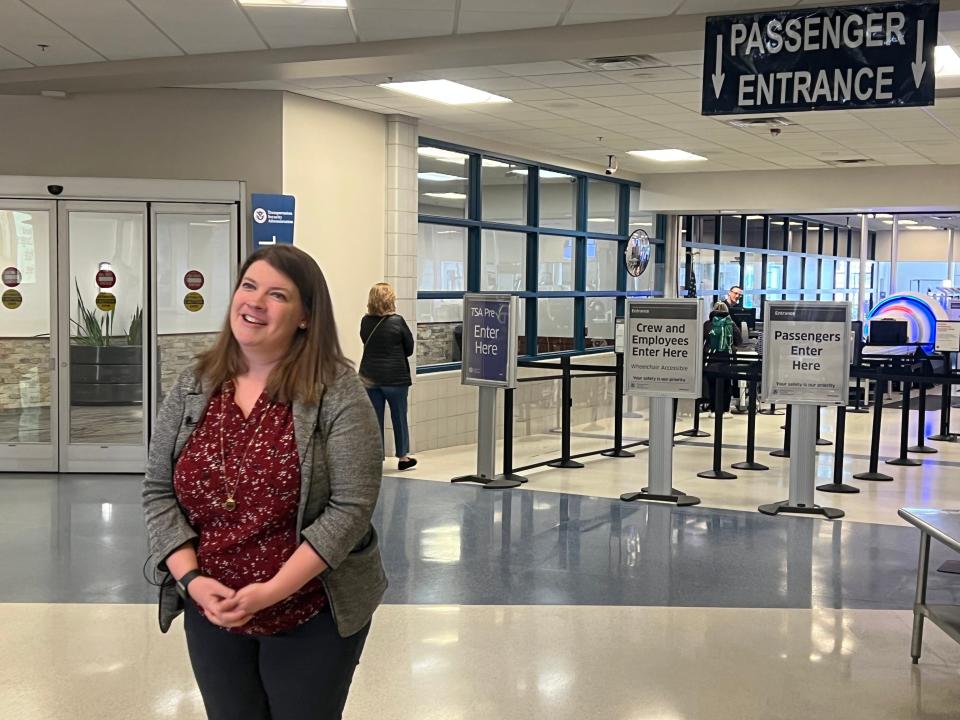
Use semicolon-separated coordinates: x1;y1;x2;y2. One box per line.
0;201;57;471
59;202;148;473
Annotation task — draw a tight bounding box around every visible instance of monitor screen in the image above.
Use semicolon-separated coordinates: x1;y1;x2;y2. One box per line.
869;319;908;345
730;307;757;330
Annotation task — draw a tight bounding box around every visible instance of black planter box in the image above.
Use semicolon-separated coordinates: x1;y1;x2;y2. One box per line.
70;345;143;406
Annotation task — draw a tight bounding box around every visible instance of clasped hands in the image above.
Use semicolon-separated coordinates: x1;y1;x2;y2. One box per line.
188;576;284;628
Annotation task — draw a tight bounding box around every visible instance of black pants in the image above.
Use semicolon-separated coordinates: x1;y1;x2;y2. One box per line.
184;604;370;720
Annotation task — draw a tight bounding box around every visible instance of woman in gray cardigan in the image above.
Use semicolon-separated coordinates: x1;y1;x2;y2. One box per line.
142;245;386;720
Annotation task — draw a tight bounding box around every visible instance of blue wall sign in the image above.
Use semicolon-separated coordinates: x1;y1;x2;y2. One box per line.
702;1;939;115
461;294;518;388
251;193;296;247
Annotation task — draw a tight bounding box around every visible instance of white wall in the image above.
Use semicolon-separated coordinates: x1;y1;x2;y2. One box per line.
282;93;386;366
874;229;950;261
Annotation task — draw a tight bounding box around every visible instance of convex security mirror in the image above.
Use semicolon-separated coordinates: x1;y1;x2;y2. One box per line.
624;228;651;278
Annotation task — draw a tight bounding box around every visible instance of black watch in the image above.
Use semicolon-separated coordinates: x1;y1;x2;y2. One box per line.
176;569;203;599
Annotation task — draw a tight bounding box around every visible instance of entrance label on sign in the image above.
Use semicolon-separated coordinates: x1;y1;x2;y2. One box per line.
461;294;518;388
702;1;939;115
761;302;851;405
625;299;702;399
184;270;205;291
935;321;960;353
2;267;21;288
184;292;205;313
2;288;22;309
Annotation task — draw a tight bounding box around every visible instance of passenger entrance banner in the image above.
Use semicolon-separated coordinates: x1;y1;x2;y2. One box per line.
935;321;960;352
461;294;518;389
702;1;939;115
625;299;702;399
761;301;851;405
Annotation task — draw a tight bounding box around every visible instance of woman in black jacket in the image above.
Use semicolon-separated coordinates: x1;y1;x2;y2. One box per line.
360;282;417;470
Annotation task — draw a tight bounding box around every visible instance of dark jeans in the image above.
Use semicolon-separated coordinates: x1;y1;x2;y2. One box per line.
184;605;370;720
366;385;410;457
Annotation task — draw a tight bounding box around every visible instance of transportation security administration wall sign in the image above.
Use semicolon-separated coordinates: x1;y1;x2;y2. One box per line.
702;0;938;115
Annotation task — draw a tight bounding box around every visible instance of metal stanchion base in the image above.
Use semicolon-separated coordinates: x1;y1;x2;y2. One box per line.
769;449;790;458
638;439;649;446
730;407;749;415
758;408;785;416
852;470;894;481
816;437;832;446
676;428;710;437
732;460;769;471
547;459;585;469
452;474;522;489
907;444;938;454
846;407;870;414
937;560;960;575
758;500;844;520
927;434;959;442
621;489;701;506
697;469;737;479
885;457;922;467
600;448;636;458
817;482;860;494
641;486;686;495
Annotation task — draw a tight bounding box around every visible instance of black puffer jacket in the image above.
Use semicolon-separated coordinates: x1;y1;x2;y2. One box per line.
359;314;414;387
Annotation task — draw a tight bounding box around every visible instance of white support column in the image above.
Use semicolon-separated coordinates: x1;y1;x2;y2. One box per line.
385;114;419;454
948;228;956;286
663;215;681;300
890;217;900;295
858;214;868;320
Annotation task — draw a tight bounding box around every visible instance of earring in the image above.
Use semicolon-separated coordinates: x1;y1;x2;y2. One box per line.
300;323;307;329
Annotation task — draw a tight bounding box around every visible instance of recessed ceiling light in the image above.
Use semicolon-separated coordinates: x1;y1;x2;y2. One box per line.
883;219;918;225
417;172;465;182
482;158;512;168
436;230;461;235
905;224;938;230
238;0;347;7
746;215;764;220
380;80;511;105
589;218;616;223
510;168;573;180
418;147;468;163
936;45;960;77
628;149;707;162
423;192;467;200
874;213;893;219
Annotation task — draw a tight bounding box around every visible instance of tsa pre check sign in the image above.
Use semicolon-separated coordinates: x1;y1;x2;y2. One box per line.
761;302;851;406
625;299;702;400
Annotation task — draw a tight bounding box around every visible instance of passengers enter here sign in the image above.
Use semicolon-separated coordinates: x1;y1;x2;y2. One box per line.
702;0;938;115
625;299;702;400
761;302;851;406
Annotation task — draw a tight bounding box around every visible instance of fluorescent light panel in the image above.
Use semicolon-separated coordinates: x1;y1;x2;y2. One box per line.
238;0;347;7
905;225;938;230
423;192;467;200
510;168;573;180
628;149;707;162
418;172;465;182
883;219;918;225
418;147;509;168
380;80;511;105
936;45;960;77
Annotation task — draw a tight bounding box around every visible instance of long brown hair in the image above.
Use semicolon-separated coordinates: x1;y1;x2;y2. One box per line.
195;245;349;404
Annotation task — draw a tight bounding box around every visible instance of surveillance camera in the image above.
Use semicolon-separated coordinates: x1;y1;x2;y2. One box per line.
47;184;64;196
770;127;781;137
605;154;619;176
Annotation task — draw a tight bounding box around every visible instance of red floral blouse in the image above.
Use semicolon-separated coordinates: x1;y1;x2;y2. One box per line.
173;383;327;635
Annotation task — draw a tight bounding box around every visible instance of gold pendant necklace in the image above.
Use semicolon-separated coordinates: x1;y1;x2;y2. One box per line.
219;386;270;511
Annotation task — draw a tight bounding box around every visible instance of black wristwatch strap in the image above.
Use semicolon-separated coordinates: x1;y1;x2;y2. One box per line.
176;569;203;598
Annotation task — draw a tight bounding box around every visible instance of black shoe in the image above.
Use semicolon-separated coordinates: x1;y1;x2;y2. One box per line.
398;457;418;471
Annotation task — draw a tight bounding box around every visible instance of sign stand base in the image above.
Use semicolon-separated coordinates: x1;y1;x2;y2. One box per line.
758;404;842;520
451;386;521;490
621;397;700;507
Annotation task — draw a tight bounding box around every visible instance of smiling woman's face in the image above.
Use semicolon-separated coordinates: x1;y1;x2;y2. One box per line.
229;260;306;357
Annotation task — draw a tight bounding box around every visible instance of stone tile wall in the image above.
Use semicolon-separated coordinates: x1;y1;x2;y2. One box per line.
158;333;219;400
0;338;50;410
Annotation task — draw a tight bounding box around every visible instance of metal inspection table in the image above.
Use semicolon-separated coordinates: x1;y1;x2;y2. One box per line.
898;508;960;663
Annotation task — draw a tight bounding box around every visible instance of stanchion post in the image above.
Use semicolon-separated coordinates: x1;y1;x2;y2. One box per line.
908;382;937;454
854;377;894;481
733;376;768;471
770;405;792;458
818;404;859;493
495;387;528;486
453;386;522;489
602;353;635;458
929;351;957;442
548;356;584;469
887;379;922;467
849;376;869;414
698;368;737;479
816;408;832;446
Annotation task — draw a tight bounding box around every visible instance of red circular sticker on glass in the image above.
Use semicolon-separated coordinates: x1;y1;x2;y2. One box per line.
2;267;21;287
96;269;117;289
184;270;205;291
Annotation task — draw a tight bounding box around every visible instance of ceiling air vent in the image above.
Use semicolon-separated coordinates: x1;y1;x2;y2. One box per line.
568;55;667;72
726;116;797;129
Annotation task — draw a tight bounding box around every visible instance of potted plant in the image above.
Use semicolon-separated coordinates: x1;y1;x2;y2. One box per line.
70;280;143;406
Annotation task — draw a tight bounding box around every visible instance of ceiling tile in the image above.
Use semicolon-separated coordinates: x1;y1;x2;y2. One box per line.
457;11;561;33
351;0;453;7
495;61;585;76
676;0;798;14
0;45;31;69
420;66;511;81
0;0;102;65
24;0;182;59
531;72;618;88
245;6;355;48
354;9;454;41
289;76;369;89
131;0;266;54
